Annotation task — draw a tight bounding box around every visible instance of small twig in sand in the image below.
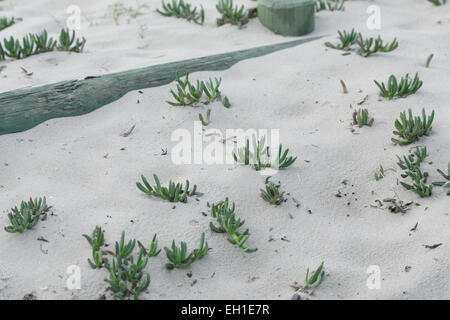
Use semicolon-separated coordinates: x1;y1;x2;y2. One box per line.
340;80;348;94
424;243;442;249
121;124;136;137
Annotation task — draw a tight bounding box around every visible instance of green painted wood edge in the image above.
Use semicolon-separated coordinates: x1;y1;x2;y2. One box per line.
0;35;323;135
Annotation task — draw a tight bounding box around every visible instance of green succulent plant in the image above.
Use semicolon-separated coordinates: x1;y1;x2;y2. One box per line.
157;0;205;25
4;197;50;233
104;232;150;300
374;73;423;100
33;30;57;53
83;226;106;268
260;177;285;205
233;135;297;171
216;0;250;28
167;72;230;107
304;262;325;290
353;108;374;128
83;228;155;300
315;0;345;12
325;29;358;51
137;174;202;203
356;34;398;57
0;16;19;31
210;198;257;253
374;165;384;181
433;163;450;195
138;234;162;257
391;108;434;145
397;147;433;197
57;28;86;52
164;233;211;269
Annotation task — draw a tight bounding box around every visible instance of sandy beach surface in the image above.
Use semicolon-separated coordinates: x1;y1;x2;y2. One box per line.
0;0;449;300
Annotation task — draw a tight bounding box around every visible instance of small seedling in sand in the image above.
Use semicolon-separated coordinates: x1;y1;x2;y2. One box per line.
356;34;398;57
374;73;423;100
383;198;412;214
216;0;250;28
105;232;150;300
392;109;434;145
57;28;86;52
199;108;211;126
157;0;205;25
167;72;230;107
325;29;358;51
0;16;19;31
340;80;348;93
138;234;162;257
428;0;447;5
426;54;434;68
136;174;202;203
303;262;325;290
233;135;297;171
353;108;374;128
397;147;433;197
83;226;106;268
260;177;286;205
105;2;148;25
210;198;257;253
374;165;384;181
315;0;345;12
433;163;450;195
164;233;211;269
4;197;50;233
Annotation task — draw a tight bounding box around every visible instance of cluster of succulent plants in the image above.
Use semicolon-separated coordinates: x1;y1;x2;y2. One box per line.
210;198;257;253
233;135;297;171
315;0;345;12
356;34;398;57
353;108;374;128
164;233;211;269
0;28;85;61
428;0;447;5
0;16;19;31
391;108;434;145
325;29;398;57
4;197;50;233
157;0;205;25
216;0;251;28
136;174;202;203
374;73;423;100
167;72;230;107
83;228;157;300
433;163;450;195
260;177;286;205
397;146;433;197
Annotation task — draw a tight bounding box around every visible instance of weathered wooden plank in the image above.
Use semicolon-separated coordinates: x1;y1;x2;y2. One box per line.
0;36;323;135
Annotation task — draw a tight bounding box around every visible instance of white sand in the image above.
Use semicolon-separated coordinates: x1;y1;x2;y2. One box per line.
0;0;449;300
